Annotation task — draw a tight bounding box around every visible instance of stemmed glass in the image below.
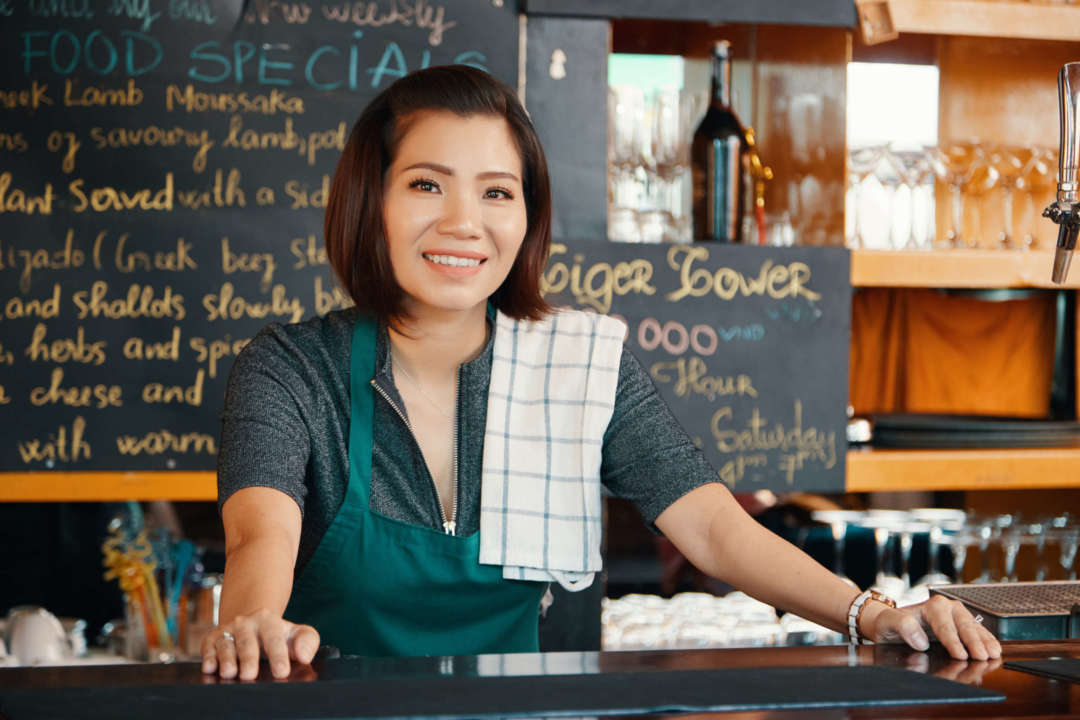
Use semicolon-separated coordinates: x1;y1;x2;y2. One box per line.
895;520;931;590
970;517;996;583
910;509;965;587
966;153;1000;248
648;89;680;241
1020;147;1057;249
608;85;646;242
860;511;908;596
979;514;1017;582
887;148;935;250
1001;518;1046;582
1051;519;1080;580
810;510;864;588
925;142;981;248
846;145;886;249
650;88;702;244
941;525;979;583
988;146;1029;249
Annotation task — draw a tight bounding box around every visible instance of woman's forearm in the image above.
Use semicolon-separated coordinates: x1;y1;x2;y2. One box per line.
220;534;297;623
706;508;859;635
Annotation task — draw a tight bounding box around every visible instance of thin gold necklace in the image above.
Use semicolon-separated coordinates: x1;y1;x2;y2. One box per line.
391;351;454;420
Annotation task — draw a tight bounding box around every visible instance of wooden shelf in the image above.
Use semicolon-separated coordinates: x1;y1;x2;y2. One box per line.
0;472;217;502
889;0;1080;42
846;447;1080;491
850;249;1080;288
524;0;856;27
4;453;1079;499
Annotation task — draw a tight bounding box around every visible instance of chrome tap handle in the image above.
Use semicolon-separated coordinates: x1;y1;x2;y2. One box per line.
1049;63;1080;283
1057;63;1080;205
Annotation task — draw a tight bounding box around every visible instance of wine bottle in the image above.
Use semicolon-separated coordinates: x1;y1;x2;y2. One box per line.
691;40;746;242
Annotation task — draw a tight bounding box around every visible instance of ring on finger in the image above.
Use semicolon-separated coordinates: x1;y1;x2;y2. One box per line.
972;614;984;625
221;631;235;643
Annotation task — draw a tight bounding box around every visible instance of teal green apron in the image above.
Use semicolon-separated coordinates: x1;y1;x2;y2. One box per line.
284;317;546;657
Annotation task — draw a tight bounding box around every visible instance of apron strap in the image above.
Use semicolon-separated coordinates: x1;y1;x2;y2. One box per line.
346;316;377;504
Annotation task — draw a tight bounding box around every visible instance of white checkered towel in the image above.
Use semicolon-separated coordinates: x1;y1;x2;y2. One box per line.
479;308;626;591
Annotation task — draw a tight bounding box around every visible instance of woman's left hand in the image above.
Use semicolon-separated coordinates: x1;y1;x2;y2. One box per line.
864;595;1002;661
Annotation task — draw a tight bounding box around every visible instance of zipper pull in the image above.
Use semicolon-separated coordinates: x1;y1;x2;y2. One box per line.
443;520;456;536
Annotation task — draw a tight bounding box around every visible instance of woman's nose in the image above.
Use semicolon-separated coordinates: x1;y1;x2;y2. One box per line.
437;191;483;239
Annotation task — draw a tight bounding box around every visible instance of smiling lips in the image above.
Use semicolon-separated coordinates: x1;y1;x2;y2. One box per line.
422;251;487;276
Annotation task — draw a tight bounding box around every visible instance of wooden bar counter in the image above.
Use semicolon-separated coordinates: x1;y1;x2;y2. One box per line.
1;641;1077;718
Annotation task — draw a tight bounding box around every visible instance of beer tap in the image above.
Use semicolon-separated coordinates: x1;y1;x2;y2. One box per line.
1047;63;1080;283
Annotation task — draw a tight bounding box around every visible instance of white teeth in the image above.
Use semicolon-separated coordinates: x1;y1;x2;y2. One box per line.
424;253;482;268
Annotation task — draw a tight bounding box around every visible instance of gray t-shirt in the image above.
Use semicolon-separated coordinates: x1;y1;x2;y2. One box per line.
217;308;719;576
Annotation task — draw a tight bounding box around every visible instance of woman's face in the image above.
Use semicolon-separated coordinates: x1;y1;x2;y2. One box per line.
382;110;528;319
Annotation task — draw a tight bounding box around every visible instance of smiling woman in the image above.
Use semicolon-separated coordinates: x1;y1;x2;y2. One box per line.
381;113;529;317
205;65;1000;684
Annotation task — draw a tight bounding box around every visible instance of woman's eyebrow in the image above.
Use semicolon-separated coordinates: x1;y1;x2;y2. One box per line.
401;161;520;183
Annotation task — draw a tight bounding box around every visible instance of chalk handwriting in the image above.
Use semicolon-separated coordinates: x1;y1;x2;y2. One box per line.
189;335;251;379
665;246;822;303
17;417;91;464
542;243;655;314
122;326;182;361
72;281;186;320
0;173;55;215
104;0;161;32
28;0;94;21
30;367;123;409
3;284;62;321
319;0;456;46
710;400;837;486
222;116;346;166
202;282;305;323
116;429;216;456
165;84;305;114
143;369;205;406
0;132;30;153
89;125;212;173
1;231;86;293
169;0;217;24
26;323;107;365
0;82;53;110
650;358;757;403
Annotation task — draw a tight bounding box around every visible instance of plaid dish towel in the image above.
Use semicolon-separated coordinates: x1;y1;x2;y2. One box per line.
479;308;626;591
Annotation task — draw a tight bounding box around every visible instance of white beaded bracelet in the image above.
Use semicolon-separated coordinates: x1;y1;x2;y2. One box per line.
847;589;896;645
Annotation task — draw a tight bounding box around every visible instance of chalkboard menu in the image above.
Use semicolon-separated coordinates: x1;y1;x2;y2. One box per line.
0;0;519;474
0;0;850;494
543;241;850;492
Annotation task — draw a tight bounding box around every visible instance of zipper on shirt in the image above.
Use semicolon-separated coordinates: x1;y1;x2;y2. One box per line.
449;367;460;535
370;377;459;536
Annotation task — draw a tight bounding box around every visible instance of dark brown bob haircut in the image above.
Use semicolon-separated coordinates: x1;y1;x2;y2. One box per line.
324;64;552;322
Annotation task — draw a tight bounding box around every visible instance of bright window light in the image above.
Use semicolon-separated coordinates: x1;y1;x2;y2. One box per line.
847;62;939;150
609;54;685;91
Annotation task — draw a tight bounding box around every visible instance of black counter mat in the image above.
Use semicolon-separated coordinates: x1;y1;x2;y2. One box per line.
1005;658;1080;684
0;665;1003;719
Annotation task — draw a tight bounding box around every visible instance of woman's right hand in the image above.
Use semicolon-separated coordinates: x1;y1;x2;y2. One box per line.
200;609;320;680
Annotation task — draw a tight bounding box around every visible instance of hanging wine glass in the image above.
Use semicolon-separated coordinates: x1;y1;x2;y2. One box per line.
1056;524;1079;580
810;510;865;588
910;509;965;587
859;511;909;596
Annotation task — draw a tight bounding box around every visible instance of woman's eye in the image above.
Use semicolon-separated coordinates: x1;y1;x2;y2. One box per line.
485;187;514;200
409;179;439;193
